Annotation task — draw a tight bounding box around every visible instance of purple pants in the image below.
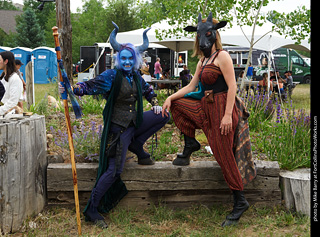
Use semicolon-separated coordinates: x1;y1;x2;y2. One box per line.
93;110;170;204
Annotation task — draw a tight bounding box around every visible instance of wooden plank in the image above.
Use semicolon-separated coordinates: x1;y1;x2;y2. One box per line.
48;189;281;209
47;160;281;208
47;160;280;192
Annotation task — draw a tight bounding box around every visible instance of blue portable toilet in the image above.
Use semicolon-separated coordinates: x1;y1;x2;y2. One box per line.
11;47;32;82
32;47;58;84
0;46;12;52
0;47;12;76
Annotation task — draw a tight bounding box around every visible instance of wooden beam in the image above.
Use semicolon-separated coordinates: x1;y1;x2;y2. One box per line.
47;160;281;207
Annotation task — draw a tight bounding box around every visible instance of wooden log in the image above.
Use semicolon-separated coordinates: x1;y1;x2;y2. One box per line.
280;168;310;216
0;115;47;234
47;160;281;208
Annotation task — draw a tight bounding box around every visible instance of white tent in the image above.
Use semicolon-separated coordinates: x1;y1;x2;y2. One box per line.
220;20;310;52
114;20;194;52
219;20;310;100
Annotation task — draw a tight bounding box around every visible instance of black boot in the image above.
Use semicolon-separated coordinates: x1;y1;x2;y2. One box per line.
172;134;201;166
128;143;155;165
84;188;108;229
221;190;249;227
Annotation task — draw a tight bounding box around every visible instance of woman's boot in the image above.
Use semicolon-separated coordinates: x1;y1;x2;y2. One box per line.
84;188;108;229
172;134;201;166
128;142;155;165
221;190;249;227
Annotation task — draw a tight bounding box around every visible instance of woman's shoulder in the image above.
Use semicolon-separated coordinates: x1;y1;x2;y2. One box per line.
9;72;21;81
218;50;231;58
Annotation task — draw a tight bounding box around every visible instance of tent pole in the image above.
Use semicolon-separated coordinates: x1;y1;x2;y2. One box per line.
267;51;271;100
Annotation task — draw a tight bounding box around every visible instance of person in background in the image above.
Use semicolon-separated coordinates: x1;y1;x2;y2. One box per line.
237;70;244;82
15;59;26;109
0;51;23;116
246;63;253;80
284;70;295;98
154;57;162;80
258;72;273;95
180;65;192;88
0;81;5;102
141;58;151;82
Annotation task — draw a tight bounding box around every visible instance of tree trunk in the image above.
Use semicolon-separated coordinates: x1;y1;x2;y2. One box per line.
55;0;73;85
280;168;311;216
239;0;264;90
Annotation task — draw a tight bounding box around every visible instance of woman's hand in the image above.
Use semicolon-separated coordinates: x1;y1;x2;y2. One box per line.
220;114;232;135
162;97;171;118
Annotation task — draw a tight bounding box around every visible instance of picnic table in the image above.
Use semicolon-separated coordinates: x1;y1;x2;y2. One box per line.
149;78;181;96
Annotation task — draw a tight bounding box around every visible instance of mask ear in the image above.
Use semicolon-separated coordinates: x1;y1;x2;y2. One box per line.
183;26;197;32
214;21;227;30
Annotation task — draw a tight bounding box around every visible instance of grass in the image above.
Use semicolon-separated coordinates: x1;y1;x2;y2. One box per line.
290;84;310;111
18;204;310;236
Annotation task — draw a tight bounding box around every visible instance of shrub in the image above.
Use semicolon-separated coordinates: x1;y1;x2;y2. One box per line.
238;88;310;170
50;121;102;162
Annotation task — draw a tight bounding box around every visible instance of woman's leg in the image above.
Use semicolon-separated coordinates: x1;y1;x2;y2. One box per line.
84;125;135;226
129;110;170;164
170;98;207;165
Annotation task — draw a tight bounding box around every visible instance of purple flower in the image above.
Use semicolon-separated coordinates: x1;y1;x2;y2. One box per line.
276;104;282;123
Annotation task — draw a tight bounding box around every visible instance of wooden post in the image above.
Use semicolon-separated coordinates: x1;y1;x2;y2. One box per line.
55;0;73;85
0;116;47;234
25;61;34;110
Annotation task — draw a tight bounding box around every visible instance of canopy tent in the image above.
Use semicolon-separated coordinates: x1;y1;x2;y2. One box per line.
220;20;310;52
115;20;194;52
219;20;310;101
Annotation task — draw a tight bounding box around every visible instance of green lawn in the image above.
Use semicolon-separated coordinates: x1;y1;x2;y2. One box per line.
290;84;310;111
21;204;310;236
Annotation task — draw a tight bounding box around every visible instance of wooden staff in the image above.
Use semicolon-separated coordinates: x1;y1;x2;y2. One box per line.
52;26;82;236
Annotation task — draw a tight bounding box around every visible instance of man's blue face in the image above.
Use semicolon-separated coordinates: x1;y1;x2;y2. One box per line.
119;49;134;72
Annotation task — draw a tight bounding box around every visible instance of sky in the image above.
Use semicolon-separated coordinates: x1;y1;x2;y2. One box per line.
12;0;310;14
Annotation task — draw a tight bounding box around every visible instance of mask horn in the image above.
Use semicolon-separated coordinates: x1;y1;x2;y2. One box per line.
198;12;202;23
110;21;121;52
207;11;213;23
136;27;151;53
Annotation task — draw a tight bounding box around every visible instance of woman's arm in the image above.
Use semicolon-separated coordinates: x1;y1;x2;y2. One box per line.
215;51;237;135
162;60;202;117
0;76;23;115
73;70;116;96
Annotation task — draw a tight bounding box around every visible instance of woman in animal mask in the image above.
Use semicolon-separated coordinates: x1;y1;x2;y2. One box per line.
162;12;256;227
65;22;170;228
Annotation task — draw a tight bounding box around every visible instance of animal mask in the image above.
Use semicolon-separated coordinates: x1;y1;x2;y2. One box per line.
184;12;227;58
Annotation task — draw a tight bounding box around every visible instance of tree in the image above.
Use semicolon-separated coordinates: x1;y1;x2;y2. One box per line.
71;0;145;63
15;7;45;48
22;0;56;46
141;0;235;39
0;0;18;10
139;0;310;87
268;6;310;44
